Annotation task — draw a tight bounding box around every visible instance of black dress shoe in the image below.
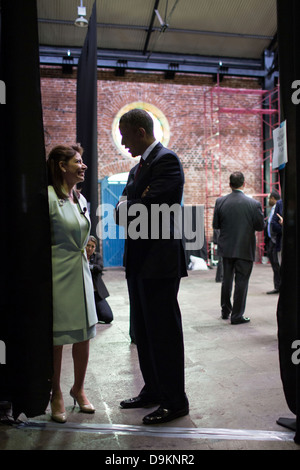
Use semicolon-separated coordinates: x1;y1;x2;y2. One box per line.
120;396;158;409
142;405;189;425
231;316;250;325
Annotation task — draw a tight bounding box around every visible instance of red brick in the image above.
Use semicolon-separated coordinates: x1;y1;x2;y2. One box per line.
40;66;277;250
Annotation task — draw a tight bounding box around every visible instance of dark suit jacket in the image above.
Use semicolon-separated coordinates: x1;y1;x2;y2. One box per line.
213;190;264;261
116;142;187;279
89;252;109;299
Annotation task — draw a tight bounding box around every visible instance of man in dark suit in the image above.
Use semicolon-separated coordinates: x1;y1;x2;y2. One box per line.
265;191;281;294
271;197;283;263
115;108;188;424
213;172;264;324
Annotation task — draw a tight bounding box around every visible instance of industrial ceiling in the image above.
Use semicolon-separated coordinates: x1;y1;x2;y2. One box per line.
37;0;278;80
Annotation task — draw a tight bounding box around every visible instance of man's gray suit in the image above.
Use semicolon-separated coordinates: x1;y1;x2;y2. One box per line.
213;189;264;322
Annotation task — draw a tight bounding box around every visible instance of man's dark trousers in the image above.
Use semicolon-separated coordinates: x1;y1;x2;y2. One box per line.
221;257;253;322
127;275;186;410
266;239;281;290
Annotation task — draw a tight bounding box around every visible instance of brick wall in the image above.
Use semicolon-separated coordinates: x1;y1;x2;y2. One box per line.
40;66;267;248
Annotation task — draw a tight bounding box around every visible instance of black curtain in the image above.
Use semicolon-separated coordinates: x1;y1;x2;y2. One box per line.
0;0;52;418
276;0;300;443
76;1;98;235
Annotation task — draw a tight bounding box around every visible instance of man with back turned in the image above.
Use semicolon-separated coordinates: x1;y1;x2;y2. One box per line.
115;109;188;424
213;172;264;324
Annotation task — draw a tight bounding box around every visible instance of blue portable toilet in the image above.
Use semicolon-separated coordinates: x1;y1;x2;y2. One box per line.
100;173;128;267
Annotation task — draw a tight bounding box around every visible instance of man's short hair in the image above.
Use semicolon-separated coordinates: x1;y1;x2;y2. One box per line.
119;108;154;136
230;171;244;189
269;190;280;200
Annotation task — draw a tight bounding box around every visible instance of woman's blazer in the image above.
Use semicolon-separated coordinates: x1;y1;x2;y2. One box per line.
48;185;98;332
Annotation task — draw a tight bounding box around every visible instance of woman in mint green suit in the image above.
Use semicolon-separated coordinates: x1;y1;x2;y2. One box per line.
47;144;98;423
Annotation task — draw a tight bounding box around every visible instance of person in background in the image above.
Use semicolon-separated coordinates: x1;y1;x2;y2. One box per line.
47;144;97;423
86;236;113;324
213;171;264;324
265;190;281;294
271;197;283;266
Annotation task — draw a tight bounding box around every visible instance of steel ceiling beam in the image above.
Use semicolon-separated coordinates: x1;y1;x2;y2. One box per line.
143;0;160;55
38;18;274;41
39;45;278;80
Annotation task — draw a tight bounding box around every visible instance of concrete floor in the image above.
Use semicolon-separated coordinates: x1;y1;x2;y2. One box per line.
1;263;299;451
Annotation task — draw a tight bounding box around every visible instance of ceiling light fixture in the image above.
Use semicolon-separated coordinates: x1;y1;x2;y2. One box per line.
74;1;89;28
155;9;169;32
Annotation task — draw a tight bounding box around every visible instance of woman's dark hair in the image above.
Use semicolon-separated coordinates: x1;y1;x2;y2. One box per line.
47;144;83;199
88;235;97;246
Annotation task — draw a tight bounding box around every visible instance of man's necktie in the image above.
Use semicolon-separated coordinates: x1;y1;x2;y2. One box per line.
134;159;144;181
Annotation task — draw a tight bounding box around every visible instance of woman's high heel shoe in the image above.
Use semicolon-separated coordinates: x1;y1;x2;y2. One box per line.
50;396;67;423
70;388;95;413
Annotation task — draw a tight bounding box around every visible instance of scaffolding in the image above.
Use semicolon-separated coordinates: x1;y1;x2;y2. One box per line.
203;80;280;263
